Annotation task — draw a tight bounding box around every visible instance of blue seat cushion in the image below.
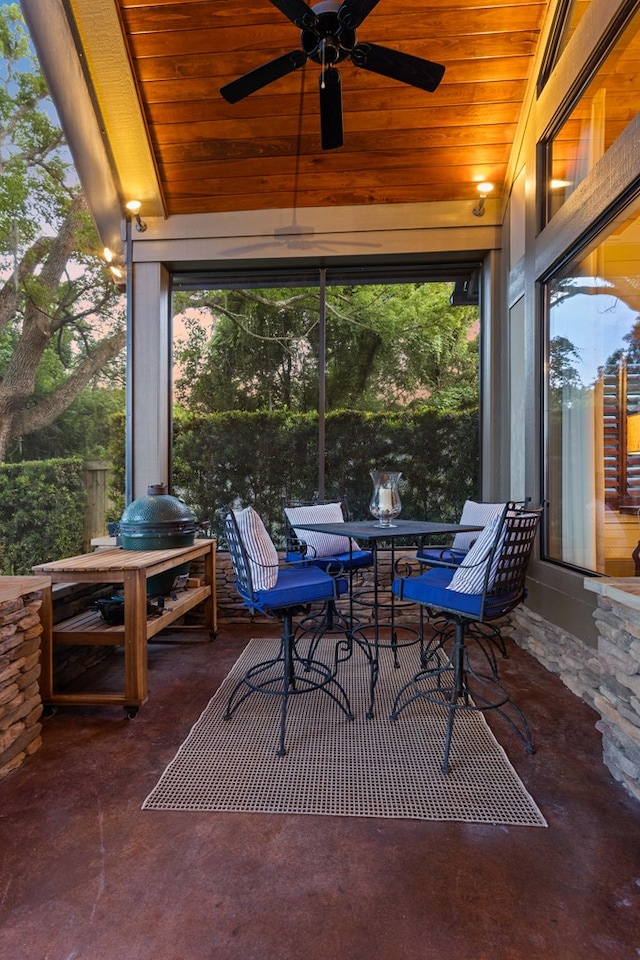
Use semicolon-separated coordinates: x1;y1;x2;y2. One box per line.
240;565;348;613
416;546;467;567
310;549;373;572
283;549;372;572
393;567;520;621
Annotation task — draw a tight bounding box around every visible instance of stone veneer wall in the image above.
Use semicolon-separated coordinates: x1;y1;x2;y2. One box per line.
0;586;46;780
509;586;640;804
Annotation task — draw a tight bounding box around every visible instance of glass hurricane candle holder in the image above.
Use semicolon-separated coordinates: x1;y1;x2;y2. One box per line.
369;470;402;527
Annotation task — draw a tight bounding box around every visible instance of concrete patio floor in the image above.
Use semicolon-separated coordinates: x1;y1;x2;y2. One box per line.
1;620;639;960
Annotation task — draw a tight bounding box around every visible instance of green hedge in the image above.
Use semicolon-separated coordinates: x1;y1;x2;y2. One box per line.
0;409;478;573
0;458;86;574
172;407;479;545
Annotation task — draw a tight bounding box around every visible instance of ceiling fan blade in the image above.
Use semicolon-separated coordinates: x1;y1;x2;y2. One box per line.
268;0;318;29
319;67;343;150
338;0;382;30
220;50;307;103
351;42;445;92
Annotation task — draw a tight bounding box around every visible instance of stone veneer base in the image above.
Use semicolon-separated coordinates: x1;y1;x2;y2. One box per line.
510;579;640;804
0;579;49;780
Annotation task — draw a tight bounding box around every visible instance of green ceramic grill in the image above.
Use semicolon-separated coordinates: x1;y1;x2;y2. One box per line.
119;484;197;595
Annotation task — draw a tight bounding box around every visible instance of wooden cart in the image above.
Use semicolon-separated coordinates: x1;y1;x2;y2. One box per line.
34;539;216;716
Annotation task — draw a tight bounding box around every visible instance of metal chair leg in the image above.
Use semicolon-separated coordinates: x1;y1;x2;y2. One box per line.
392;617;534;773
224;611;354;756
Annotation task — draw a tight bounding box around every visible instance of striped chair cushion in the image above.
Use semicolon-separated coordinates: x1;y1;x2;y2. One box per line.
285;502;360;557
448;512;506;594
451;500;507;552
234;506;279;591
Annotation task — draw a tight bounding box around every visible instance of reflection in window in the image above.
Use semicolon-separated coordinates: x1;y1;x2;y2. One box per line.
545;200;640;575
544;6;640;222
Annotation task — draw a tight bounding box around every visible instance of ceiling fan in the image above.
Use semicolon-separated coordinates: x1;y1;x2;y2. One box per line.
219;0;445;150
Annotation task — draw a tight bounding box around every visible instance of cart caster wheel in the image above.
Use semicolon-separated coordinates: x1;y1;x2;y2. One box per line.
43;705;57;719
209;631;218;641
125;706;139;719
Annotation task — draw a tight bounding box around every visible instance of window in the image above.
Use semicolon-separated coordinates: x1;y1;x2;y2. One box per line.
544;196;640;575
170;266;481;538
537;0;590;94
542;5;640;224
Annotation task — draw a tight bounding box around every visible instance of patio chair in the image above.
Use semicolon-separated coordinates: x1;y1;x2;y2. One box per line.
284;498;373;574
416;499;526;671
391;502;543;773
416;499;508;569
283;498;373;653
223;506;353;756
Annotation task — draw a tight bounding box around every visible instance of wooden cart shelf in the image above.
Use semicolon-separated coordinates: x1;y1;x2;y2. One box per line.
34;539;216;715
53;584;212;644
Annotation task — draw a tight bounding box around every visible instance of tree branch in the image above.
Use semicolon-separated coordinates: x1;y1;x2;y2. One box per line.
13;329;126;437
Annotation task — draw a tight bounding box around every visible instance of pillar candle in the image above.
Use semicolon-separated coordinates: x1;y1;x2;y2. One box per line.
379;488;393;511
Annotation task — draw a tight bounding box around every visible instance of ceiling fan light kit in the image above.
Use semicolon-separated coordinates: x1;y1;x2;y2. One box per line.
219;0;445;150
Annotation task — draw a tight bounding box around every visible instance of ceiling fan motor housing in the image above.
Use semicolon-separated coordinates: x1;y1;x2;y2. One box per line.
219;0;445;150
302;0;356;64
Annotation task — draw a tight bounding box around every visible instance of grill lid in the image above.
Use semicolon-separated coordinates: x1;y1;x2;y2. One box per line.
119;484;197;535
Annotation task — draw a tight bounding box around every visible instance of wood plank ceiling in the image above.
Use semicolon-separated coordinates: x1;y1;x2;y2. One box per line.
117;0;551;215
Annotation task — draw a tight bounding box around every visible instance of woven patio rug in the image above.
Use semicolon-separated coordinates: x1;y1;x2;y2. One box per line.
142;637;547;826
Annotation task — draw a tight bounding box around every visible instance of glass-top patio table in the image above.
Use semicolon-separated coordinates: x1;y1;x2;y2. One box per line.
290;519;482;717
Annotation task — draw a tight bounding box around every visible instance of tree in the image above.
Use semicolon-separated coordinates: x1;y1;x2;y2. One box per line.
0;6;125;461
173;282;478;414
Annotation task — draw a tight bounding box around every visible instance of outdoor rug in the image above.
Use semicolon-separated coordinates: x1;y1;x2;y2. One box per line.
142;637;547;826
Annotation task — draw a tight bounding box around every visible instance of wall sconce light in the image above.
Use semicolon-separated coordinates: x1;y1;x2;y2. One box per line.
125;199;147;232
472;181;494;217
